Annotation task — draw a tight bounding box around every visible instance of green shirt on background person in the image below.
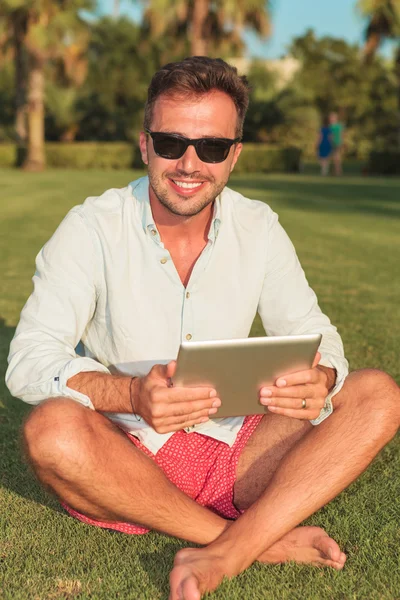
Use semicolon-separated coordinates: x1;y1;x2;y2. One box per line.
330;121;344;149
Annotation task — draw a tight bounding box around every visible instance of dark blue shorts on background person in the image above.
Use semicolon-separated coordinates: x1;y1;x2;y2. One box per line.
318;126;332;158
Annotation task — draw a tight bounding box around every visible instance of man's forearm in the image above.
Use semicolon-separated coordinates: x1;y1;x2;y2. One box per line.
67;371;133;413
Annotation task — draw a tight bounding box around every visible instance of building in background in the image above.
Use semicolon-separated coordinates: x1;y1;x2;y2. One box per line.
229;56;300;90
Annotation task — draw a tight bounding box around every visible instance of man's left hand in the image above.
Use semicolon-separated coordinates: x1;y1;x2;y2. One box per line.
259;352;335;420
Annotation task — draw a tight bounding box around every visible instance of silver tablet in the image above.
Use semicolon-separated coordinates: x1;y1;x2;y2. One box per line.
173;334;322;418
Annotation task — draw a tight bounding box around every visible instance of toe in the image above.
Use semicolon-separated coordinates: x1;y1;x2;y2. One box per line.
318;551;347;571
315;535;342;563
170;564;201;600
338;552;347;567
319;559;344;570
182;576;201;600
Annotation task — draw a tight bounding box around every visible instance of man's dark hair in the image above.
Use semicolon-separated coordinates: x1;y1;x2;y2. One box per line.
144;56;250;138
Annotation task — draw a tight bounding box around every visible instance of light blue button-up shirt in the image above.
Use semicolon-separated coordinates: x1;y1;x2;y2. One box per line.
6;176;348;454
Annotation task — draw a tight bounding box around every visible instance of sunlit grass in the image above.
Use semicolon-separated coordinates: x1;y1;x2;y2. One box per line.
0;167;399;599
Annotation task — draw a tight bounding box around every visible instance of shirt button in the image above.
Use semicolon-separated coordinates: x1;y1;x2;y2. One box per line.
186;333;192;340
160;257;167;264
186;291;190;299
151;229;157;236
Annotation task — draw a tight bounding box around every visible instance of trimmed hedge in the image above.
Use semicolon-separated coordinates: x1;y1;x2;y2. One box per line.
367;150;400;175
233;144;301;174
0;144;15;168
46;142;136;169
0;143;136;169
0;142;302;172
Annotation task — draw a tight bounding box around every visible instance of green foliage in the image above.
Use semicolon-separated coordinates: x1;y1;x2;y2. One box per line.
274;103;320;158
144;0;271;57
0;142;137;168
73;17;156;142
0;144;16;167
247;59;279;102
358;0;400;38
244;61;284;144
45;142;137;169
45;82;82;132
234;144;302;173
367;150;400;174
290;30;363;115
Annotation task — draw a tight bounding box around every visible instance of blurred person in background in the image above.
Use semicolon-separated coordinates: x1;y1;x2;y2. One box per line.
317;115;333;176
329;111;345;176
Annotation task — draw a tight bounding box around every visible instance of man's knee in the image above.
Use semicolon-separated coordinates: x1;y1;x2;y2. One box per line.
337;368;400;429
22;398;95;475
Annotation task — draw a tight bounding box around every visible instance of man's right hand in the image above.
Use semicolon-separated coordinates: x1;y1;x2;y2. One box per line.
131;361;221;434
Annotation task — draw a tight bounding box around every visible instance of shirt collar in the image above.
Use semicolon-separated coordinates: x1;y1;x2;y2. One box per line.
129;175;222;241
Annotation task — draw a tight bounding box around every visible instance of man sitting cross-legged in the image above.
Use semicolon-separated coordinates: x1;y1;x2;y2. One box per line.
6;57;400;600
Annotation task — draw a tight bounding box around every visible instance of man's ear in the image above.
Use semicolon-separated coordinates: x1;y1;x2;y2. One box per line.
229;142;243;173
139;131;149;165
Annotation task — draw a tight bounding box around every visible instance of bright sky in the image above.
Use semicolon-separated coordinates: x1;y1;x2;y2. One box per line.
99;0;396;59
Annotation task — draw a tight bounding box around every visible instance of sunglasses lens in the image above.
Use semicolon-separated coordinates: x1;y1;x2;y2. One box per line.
149;131;235;163
152;134;186;159
198;139;231;163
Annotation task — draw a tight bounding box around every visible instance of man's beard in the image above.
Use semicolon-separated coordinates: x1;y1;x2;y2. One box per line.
147;166;228;217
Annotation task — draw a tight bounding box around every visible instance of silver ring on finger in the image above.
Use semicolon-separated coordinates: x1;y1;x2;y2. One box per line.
301;399;307;409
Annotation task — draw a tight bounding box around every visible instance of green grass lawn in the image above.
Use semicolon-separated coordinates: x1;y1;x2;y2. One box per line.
0;167;399;600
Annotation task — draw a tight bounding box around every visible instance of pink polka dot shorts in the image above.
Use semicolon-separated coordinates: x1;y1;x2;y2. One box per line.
61;414;263;535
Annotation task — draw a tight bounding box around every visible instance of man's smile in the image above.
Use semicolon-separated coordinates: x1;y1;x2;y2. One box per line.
168;178;208;195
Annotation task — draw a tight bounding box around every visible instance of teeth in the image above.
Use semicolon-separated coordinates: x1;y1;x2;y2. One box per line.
173;180;203;189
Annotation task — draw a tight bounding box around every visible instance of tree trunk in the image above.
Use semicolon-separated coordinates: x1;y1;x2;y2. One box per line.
60;124;79;142
23;56;46;171
12;10;29;166
363;32;382;63
191;0;209;56
395;47;400;148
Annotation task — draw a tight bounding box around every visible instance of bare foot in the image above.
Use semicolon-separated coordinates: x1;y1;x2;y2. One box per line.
257;526;346;570
169;547;226;600
168;527;346;599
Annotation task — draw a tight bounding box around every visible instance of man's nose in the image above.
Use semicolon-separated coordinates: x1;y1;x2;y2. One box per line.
175;143;202;172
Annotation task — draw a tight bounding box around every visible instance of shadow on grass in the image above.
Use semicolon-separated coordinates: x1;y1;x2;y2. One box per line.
0;317;64;514
231;174;400;220
138;538;197;600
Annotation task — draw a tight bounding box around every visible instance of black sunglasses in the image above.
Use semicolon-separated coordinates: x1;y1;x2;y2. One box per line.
145;129;241;163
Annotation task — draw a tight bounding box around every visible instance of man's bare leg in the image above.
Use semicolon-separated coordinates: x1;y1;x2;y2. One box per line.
333;148;343;176
23;397;340;562
233;411;346;568
23;398;226;545
169;369;400;600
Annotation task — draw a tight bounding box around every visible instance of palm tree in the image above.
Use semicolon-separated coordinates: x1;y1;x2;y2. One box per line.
13;12;29;157
143;0;271;58
1;0;93;171
46;30;90;142
359;0;400;61
359;0;400;145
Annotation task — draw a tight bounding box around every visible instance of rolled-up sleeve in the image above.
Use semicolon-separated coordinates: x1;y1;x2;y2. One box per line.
258;211;349;424
6;208;110;408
